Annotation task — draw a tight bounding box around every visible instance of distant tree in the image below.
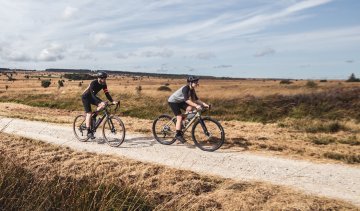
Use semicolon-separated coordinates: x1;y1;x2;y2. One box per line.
24;75;30;79
319;79;328;82
346;73;360;82
41;80;51;88
157;85;172;92
64;73;96;80
5;85;9;90
136;85;142;94
306;80;317;88
279;79;292;84
58;80;64;88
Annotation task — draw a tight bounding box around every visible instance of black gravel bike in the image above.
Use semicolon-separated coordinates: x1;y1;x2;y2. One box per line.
73;102;125;147
152;106;225;152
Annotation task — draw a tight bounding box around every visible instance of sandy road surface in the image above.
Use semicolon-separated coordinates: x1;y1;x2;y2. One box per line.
0;116;359;206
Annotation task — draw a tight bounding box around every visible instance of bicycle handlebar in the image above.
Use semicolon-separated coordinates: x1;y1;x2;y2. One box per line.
101;101;121;112
185;104;212;115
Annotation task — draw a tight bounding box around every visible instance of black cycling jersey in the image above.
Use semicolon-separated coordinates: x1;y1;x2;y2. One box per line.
82;79;113;104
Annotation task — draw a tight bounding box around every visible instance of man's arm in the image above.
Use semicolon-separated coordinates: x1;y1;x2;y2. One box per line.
183;86;201;109
103;85;115;103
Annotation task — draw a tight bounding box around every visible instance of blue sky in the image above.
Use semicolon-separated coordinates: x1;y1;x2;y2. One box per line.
0;0;359;79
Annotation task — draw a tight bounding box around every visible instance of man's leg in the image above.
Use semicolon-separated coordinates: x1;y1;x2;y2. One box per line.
175;114;186;143
169;102;187;143
85;112;95;139
82;97;95;139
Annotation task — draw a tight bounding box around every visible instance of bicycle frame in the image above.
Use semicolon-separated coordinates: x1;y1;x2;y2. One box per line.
91;104;117;132
169;109;209;134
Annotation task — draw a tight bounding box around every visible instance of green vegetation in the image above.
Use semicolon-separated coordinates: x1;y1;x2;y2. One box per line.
309;136;336;145
305;80;317;88
63;73;96;80
157;85;172;92
280;120;348;133
346;73;360;82
0;87;359;122
279;79;292;84
0;156;151;210
323;152;360;164
338;135;360;146
58;80;64;88
41;80;51;88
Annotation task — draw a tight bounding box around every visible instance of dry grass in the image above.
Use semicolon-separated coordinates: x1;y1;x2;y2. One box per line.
0;132;357;210
1;72;360;122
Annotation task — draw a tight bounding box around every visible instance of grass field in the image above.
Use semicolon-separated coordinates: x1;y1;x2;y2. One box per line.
0;133;357;210
0;71;359;210
0;71;359;165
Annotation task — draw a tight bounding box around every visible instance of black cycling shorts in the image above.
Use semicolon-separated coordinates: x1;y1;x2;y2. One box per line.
82;96;100;113
168;102;188;116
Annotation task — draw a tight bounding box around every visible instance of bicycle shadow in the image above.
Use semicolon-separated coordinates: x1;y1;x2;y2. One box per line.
88;136;155;148
122;136;156;148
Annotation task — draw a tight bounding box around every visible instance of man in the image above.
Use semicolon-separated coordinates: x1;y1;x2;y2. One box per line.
81;71;118;139
168;76;209;143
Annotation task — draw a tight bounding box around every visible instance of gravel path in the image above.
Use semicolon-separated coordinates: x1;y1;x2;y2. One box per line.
0;116;359;206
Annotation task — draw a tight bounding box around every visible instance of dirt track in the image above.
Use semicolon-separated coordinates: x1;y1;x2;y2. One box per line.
0;116;359;206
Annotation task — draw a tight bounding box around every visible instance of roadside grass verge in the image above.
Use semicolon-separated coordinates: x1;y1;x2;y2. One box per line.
279;119;350;133
0;133;358;210
323;152;360;164
0;155;151;210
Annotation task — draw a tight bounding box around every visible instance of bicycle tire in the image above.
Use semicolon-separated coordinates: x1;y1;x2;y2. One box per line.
152;114;177;145
191;116;225;152
102;115;126;147
73;114;90;142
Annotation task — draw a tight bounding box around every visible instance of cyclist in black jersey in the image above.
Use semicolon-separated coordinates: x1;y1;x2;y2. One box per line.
81;71;118;139
168;76;209;143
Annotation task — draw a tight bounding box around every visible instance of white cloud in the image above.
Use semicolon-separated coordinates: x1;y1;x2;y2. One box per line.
38;43;65;62
5;52;32;62
214;65;232;69
195;52;216;60
141;49;173;58
89;33;113;48
62;6;78;20
254;48;276;57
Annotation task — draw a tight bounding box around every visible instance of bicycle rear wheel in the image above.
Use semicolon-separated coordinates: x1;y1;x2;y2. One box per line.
102;115;126;147
191;117;225;152
152;114;176;145
73;114;89;142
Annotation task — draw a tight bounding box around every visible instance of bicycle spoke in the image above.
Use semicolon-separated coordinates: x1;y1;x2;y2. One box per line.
102;116;125;147
152;115;177;145
192;117;225;151
73;115;89;142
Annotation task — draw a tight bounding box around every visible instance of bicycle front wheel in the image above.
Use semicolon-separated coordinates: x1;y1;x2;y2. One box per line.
102;115;126;147
191;117;225;152
73;114;89;142
152;114;177;145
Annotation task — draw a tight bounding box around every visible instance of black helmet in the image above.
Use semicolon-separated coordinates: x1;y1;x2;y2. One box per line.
97;71;108;79
187;76;199;83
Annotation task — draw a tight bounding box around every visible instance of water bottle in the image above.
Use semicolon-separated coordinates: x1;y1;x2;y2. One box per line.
91;117;96;129
187;111;196;120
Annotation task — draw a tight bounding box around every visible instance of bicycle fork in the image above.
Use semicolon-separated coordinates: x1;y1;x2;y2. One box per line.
107;118;116;133
198;118;211;137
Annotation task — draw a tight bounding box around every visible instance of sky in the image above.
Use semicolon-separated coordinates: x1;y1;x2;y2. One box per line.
0;0;359;79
